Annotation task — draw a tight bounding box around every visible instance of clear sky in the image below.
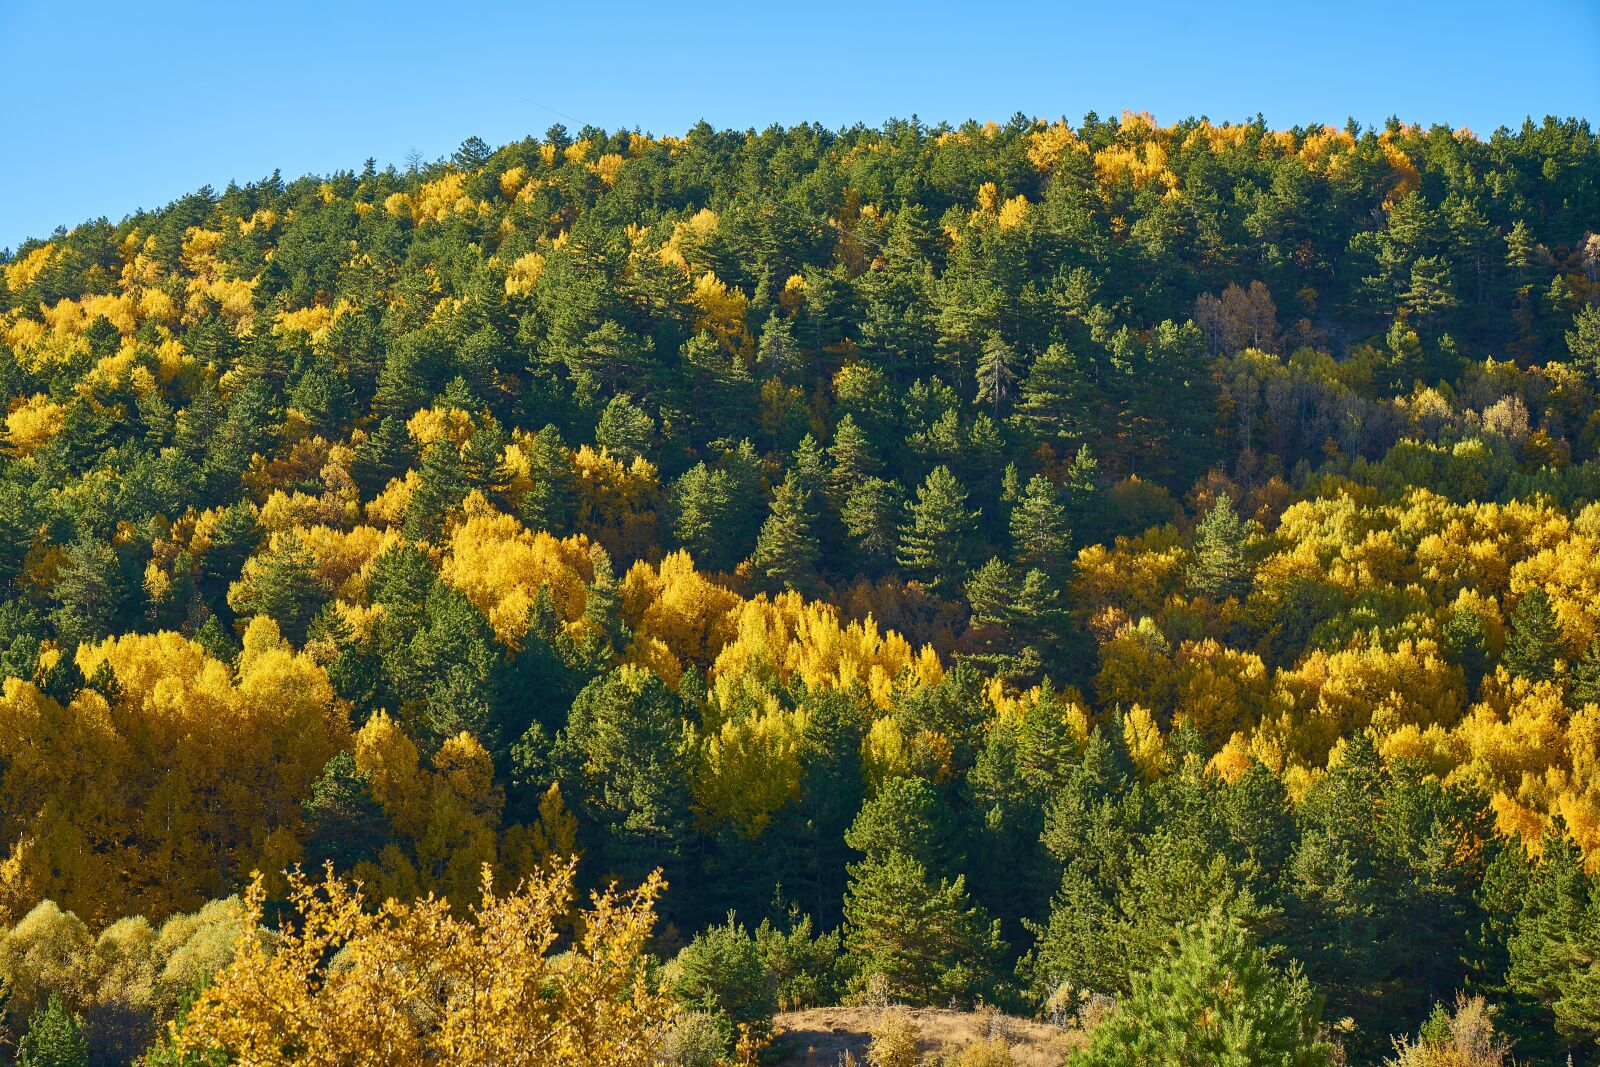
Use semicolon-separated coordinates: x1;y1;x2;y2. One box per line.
3;0;1598;251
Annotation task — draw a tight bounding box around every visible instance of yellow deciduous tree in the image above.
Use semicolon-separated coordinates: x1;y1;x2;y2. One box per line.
171;861;672;1067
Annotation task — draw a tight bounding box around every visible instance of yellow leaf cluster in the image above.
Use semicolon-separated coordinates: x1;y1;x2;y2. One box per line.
411;171;473;224
1093;141;1178;192
172;860;671;1067
0;620;346;924
570;446;661;561
4;394;64;457
4;244;54;293
695;705;809;838
1025;121;1084;172
621;550;742;673
503;251;546;296
710;593;941;711
440;509;594;640
689;271;752;354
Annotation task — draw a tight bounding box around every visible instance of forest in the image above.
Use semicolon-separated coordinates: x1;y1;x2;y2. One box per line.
0;110;1598;1065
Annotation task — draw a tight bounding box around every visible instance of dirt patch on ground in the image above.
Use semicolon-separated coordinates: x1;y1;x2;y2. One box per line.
772;1005;1085;1066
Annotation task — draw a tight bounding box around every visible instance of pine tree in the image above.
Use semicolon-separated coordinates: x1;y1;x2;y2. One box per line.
841;477;904;577
1187;493;1250;601
516;424;576;536
17;994;89;1067
843;850;1005;1006
1071;916;1333;1067
583;546;628;659
594;395;656;465
750;471;821;595
51;535;126;648
1016;343;1095;442
672;463;739;572
1574;640;1600;706
1568;304;1600;382
844;776;959;874
1506;835;1600;1052
897;466;979;592
233;531;324;645
301;752;392;873
1442;604;1492;696
828;415;880;500
668;917;777;1037
555;666;693;884
757;311;803;380
1503;588;1561;683
975;333;1019;417
403;438;471;542
1010;473;1073;578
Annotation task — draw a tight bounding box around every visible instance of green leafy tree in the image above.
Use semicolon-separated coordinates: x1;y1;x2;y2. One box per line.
230;530;323;645
1010;473;1073;578
844;776;960;873
975;333;1020;417
50;535;126;648
594;394;656;465
841;477;904;577
514;425;576;536
668;916;777;1040
554;666;693;884
1568;304;1600;381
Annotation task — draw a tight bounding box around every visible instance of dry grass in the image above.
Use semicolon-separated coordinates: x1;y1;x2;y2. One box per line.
772;1005;1086;1067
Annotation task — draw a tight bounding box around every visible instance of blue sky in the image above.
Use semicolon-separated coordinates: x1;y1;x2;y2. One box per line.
3;0;1598;251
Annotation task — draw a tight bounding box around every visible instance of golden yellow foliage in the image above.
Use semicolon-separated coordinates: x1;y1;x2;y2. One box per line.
5;244;54;293
689;271;752;355
1025;121;1084;171
5;393;64;457
0;621;346;924
1094;141;1178;192
711;593;940;711
504;251;546;296
440;509;594;640
996;195;1030;230
411;172;472;224
570;446;661;561
498;166;527;199
172;861;672;1067
695;705;809;838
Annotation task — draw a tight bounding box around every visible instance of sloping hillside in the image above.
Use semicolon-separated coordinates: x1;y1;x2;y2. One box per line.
773;1006;1085;1066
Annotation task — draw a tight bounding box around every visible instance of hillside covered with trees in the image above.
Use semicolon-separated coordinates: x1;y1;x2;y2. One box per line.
1;111;1600;1064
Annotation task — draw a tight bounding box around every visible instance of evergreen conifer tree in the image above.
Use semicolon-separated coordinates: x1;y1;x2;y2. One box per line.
17;995;89;1067
1504;588;1561;682
1187;493;1250;601
750;471;821;594
897;466;978;592
1071;917;1333;1067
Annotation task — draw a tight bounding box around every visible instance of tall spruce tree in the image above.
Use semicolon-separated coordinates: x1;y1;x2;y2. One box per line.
1187;492;1250;601
897;465;979;592
1504;588;1561;683
750;471;822;594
